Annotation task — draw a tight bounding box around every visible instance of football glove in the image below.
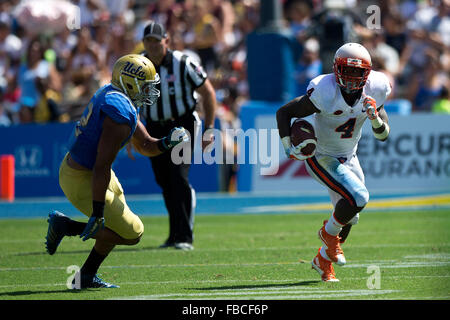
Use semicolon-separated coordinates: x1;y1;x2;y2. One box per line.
281;136;315;161
80;216;105;241
362;96;378;120
160;127;189;151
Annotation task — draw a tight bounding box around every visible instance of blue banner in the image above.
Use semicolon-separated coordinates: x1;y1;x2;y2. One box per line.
0;122;218;198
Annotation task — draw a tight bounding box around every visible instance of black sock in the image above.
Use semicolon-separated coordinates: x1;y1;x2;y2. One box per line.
80;247;107;276
66;219;87;236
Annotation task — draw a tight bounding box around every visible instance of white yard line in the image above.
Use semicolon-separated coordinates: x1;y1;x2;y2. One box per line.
0;274;449;290
1;242;449;258
2;259;450;272
2;251;450;272
113;289;399;300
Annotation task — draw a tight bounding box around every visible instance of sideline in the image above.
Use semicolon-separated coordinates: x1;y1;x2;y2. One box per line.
0;192;449;218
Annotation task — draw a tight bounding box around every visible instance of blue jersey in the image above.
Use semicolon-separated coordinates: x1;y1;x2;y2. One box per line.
68;84;138;169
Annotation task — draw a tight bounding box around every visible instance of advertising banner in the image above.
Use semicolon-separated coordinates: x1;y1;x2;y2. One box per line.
238;106;450;194
0;122;218;198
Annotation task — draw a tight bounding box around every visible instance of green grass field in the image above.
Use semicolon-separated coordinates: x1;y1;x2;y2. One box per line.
0;209;449;300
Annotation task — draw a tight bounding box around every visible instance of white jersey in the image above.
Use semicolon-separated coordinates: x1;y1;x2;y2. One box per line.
306;70;391;158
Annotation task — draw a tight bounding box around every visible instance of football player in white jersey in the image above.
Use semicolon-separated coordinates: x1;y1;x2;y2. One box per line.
276;43;391;281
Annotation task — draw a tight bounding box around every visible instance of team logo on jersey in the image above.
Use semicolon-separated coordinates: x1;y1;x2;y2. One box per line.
122;62;146;80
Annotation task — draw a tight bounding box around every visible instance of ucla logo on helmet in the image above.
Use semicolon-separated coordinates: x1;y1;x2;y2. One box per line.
122;61;146;80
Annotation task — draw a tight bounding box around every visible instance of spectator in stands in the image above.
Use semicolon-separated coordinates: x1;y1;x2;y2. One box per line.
52;25;78;74
0;12;21;124
408;49;448;111
210;0;236;51
371;54;396;100
105;0;135;22
91;13;111;74
0;0;445;119
66;27;100;85
294;38;322;96
0;83;18;124
382;12;408;57
185;0;221;73
403;0;448;80
432;85;450;114
65;27;101;118
301;0;371;73
17;37;61;123
0;13;22;67
284;0;313;38
0;81;11;126
104;20;125;68
428;0;450;50
147;0;183;35
73;0;103;28
365;31;400;77
216;82;242;192
0;107;11;126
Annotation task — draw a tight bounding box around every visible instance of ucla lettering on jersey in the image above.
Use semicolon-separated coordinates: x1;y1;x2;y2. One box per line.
68;84;138;169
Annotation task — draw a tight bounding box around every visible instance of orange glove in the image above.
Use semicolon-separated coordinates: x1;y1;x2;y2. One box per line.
363;96;378;120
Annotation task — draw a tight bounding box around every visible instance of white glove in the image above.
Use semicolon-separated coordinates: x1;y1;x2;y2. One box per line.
281;136;315;161
162;127;189;150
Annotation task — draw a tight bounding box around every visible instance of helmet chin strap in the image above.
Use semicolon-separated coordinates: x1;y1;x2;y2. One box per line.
119;76;127;95
342;86;356;94
134;78;141;94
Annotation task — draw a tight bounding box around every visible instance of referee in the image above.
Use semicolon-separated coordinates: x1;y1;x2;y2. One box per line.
140;21;216;251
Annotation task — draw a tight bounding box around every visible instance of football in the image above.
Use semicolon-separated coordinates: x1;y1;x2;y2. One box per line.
290;119;317;156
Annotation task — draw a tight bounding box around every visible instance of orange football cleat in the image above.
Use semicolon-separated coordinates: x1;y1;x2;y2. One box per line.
311;248;339;282
318;220;346;266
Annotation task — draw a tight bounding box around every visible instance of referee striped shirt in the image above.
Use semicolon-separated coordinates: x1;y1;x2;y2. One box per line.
142;49;207;122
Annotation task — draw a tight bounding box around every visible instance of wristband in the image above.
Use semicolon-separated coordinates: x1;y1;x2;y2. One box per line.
157;137;170;152
92;200;105;218
370;116;384;129
372;122;390;140
281;136;292;151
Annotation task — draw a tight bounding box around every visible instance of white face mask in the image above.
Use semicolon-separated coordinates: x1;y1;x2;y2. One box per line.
134;74;161;110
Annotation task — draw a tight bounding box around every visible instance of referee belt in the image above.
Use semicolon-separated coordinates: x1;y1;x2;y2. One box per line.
147;111;193;126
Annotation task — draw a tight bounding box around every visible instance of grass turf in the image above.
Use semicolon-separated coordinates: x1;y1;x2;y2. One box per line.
0;209;449;300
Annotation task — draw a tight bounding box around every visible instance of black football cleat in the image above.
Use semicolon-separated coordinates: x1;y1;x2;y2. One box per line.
71;273;120;289
45;210;69;255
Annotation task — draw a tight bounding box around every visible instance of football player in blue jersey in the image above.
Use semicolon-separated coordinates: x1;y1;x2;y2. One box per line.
45;54;189;289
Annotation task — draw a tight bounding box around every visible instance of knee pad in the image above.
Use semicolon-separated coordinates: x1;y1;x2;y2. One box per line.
353;187;369;208
130;217;144;239
115;213;144;240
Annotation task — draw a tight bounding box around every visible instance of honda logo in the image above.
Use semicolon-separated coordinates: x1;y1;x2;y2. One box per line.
15;146;43;168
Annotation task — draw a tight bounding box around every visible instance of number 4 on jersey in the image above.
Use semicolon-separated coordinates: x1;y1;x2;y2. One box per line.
335;118;356;139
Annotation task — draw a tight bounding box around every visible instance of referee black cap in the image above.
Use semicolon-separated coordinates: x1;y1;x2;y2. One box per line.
143;21;167;40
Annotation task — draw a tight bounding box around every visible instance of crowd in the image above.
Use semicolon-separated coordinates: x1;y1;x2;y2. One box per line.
0;0;448;128
0;0;255;126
